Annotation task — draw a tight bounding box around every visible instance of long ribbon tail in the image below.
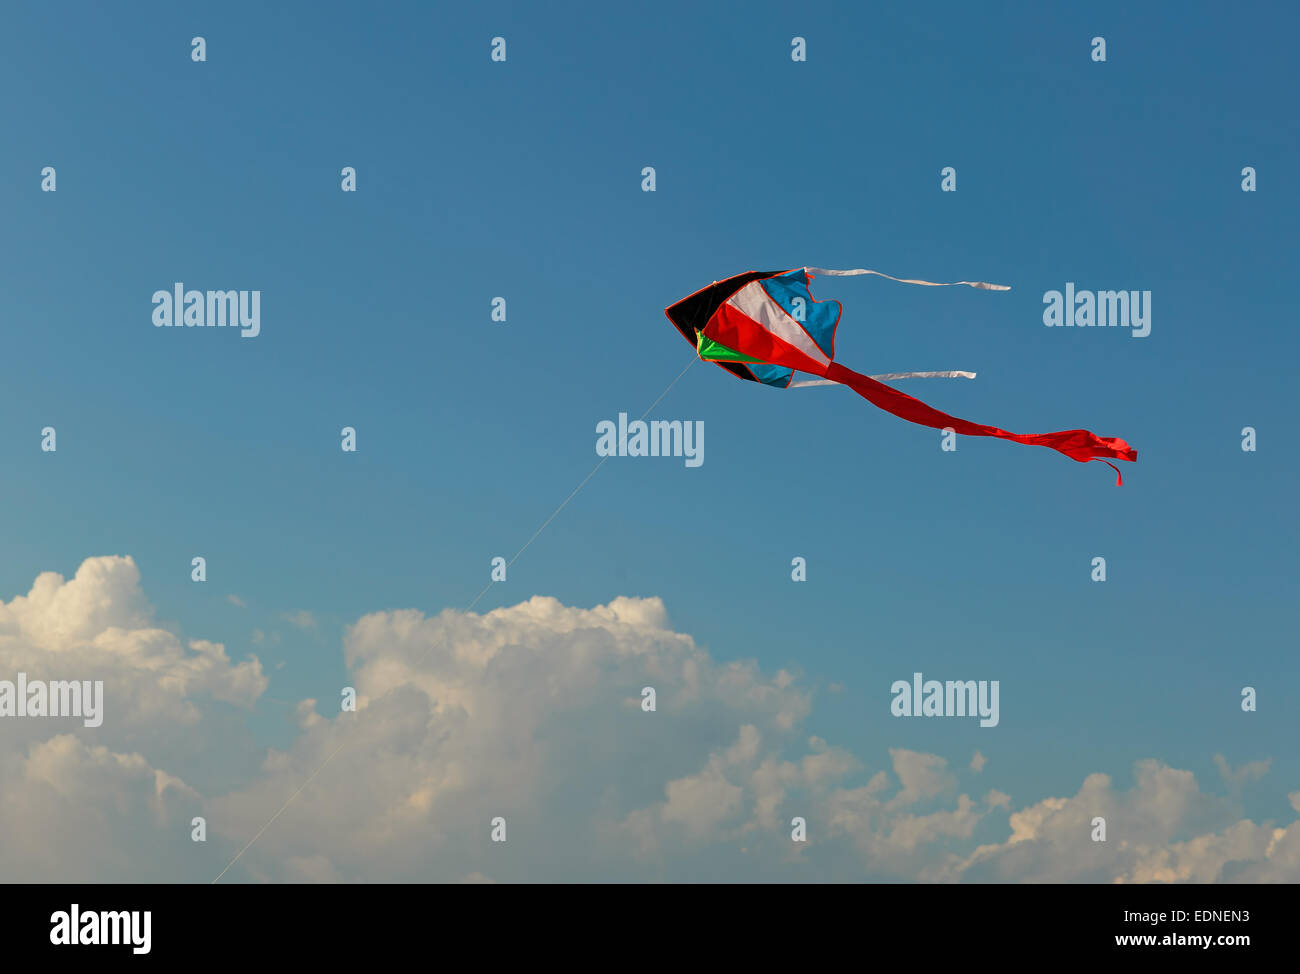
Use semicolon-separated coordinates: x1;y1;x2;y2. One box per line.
823;361;1137;483
803;267;1011;291
790;370;976;387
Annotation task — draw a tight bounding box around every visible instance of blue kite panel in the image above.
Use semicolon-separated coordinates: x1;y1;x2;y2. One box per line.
746;361;793;388
760;269;841;360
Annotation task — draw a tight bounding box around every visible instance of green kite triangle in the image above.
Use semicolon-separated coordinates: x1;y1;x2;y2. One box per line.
696;330;764;364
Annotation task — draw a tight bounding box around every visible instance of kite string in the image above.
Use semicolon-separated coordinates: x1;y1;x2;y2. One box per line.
211;353;698;883
464;353;696;610
210;740;347;884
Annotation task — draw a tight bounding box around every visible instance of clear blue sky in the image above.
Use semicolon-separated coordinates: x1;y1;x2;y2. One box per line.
2;0;1297;834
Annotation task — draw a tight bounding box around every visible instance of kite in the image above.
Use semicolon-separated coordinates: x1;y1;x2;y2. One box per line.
664;267;1137;483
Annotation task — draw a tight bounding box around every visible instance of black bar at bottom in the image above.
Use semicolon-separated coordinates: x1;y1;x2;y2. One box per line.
0;882;1282;961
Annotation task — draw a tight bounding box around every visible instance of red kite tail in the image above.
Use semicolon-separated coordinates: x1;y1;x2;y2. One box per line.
823;362;1137;483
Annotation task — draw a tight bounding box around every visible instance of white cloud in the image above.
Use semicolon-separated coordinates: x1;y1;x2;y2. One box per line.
282;611;316;631
3;556;1300;884
0;557;267;729
210;595;817;881
948;760;1300;883
0;556;267;880
885;748;956;810
0;734;200;881
1214;754;1271;790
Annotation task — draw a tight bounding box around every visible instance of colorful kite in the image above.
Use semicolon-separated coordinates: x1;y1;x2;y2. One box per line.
665;267;1137;483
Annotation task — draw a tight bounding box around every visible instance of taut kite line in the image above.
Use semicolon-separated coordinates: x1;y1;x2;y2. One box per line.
665;267;1137;483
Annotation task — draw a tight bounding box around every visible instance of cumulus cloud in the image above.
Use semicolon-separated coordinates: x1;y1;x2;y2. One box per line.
0;556;266;879
1215;754;1271;791
0;556;266;729
0;734;201;882
211;595;818;881
948;761;1300;883
3;556;1300;884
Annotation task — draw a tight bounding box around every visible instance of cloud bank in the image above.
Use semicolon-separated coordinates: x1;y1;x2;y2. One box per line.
1;556;1296;883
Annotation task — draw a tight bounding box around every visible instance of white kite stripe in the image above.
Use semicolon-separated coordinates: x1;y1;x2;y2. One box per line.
726;281;831;367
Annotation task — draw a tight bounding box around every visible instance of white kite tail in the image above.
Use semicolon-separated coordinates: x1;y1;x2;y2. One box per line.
803;267;1010;291
790;370;976;388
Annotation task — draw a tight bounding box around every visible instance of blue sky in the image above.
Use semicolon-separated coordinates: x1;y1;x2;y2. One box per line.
1;0;1297;879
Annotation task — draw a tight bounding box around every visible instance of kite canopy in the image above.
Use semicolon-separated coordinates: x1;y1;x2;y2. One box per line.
664;267;1137;482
